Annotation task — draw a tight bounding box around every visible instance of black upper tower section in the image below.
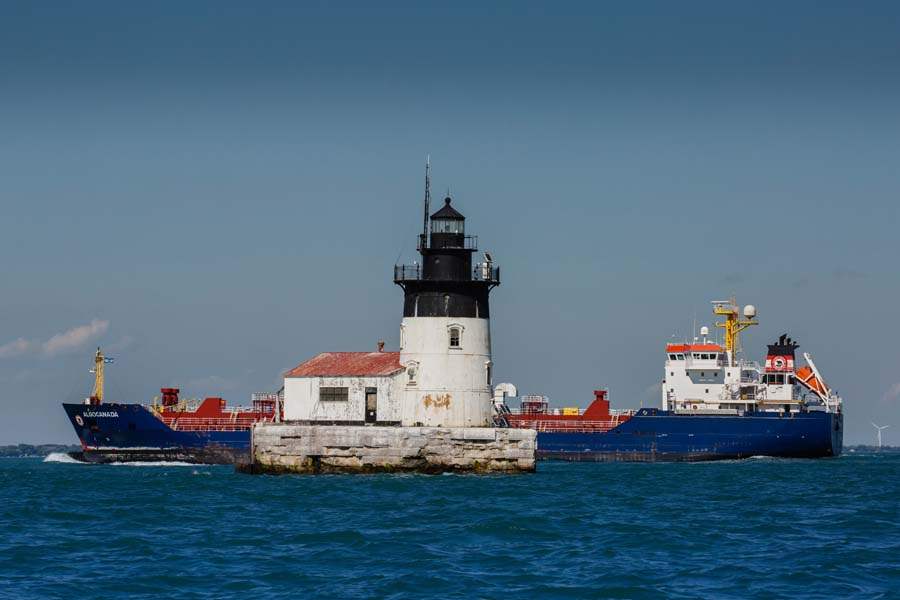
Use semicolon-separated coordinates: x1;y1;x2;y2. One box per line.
394;196;499;318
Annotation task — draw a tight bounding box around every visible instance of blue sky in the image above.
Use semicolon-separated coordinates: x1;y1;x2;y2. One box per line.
1;1;898;444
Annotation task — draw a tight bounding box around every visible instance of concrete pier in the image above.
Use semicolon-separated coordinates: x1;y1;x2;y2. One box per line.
237;424;536;474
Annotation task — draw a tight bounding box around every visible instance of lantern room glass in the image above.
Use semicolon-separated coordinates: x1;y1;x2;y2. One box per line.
431;218;464;234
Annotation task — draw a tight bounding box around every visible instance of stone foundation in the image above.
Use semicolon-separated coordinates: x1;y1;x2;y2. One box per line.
237;424;536;474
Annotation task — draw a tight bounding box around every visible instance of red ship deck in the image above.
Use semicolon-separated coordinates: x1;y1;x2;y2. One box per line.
505;390;633;433
154;389;278;432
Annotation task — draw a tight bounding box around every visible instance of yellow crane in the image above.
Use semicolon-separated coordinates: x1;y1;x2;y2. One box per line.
712;297;758;365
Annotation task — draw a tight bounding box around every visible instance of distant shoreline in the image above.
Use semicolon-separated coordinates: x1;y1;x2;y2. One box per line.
0;444;81;458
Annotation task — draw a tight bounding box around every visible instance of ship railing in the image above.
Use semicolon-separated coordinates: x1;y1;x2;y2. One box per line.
511;419;625;432
165;416;276;431
506;407;635;417
230;406;276;413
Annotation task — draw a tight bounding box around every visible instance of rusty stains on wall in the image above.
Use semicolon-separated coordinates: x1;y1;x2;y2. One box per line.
423;393;452;409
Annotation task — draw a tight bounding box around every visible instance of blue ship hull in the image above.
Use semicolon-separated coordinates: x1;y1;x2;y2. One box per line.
63;403;250;464
63;403;843;464
536;408;843;461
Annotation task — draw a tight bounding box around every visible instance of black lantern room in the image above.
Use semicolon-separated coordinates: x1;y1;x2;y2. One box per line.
395;195;499;319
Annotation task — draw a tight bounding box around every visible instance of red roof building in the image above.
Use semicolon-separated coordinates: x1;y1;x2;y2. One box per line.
285;352;404;378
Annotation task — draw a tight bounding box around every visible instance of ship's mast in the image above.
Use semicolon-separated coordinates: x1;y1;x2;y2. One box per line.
89;347;113;405
712;297;757;366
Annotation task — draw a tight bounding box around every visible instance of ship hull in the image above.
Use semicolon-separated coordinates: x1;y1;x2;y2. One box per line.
63;403;251;465
535;409;843;462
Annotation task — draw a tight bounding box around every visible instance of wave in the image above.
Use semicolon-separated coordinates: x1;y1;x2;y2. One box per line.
43;452;87;464
42;453;208;467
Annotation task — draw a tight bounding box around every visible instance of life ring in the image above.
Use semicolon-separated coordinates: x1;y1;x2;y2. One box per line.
75;415;84;426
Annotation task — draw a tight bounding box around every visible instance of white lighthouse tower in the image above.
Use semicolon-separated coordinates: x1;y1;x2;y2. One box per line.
394;173;500;427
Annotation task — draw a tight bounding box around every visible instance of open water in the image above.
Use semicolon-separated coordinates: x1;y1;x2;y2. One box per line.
1;452;897;599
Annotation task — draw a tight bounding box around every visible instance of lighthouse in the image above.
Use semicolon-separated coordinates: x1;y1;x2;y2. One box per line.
394;176;500;426
251;164;533;474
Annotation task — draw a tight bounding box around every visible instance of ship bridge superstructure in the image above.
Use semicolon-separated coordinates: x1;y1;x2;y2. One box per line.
663;300;842;415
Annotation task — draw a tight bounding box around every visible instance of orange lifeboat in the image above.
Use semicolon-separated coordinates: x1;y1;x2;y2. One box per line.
795;365;829;399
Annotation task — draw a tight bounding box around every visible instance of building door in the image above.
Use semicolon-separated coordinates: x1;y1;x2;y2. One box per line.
365;388;377;423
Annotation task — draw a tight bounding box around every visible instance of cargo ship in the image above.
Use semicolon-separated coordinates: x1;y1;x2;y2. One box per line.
498;299;843;461
63;348;280;464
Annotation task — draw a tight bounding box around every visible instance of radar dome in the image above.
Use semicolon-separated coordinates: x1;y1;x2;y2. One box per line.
699;326;709;336
743;305;757;319
494;382;518;398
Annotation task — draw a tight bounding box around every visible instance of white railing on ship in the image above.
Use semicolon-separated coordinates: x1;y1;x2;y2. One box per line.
512;419;624;432
166;416;276;431
505;408;632;416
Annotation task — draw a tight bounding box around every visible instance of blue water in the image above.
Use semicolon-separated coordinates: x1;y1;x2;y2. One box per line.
1;454;897;599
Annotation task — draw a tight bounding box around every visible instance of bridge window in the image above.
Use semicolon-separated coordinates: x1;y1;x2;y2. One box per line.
677;354;684;360
763;374;786;385
320;387;349;402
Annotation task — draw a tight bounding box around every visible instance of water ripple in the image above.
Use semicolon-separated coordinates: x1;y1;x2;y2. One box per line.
0;454;897;599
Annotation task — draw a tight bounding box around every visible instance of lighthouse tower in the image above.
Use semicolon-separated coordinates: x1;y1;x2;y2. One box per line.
394;176;500;427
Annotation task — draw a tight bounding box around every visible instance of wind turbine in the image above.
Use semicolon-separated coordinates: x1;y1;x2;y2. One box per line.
871;422;889;449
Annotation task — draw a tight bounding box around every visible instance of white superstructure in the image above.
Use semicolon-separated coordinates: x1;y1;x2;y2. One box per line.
662;299;842;415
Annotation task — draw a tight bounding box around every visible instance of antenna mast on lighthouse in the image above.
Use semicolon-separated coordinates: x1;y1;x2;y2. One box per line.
422;155;431;246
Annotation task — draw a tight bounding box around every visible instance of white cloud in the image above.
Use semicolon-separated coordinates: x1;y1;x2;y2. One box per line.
42;319;109;356
0;338;35;358
0;319;110;360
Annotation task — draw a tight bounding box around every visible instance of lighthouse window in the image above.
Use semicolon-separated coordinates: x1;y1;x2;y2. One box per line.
319;387;349;402
449;327;461;348
486;362;493;386
406;363;418;386
432;219;464;234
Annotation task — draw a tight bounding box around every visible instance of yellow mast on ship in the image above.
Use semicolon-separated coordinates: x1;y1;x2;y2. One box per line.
89;347;113;404
712;297;758;366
